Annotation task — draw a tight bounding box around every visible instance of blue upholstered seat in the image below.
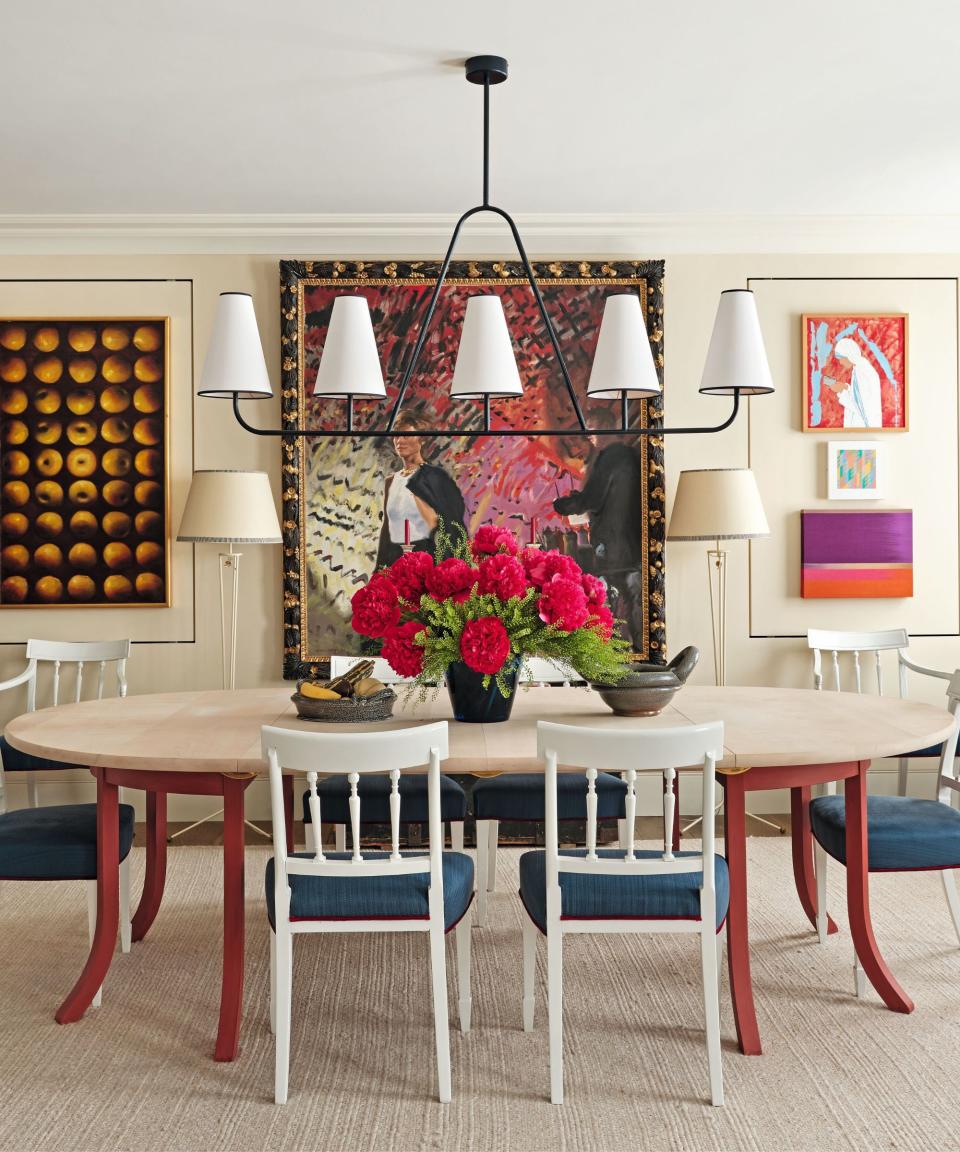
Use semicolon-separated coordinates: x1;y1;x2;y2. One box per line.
302;773;467;826
519;848;729;933
903;743;950;759
0;734;77;775
0;803;136;880
810;794;960;871
472;772;627;822
265;851;474;932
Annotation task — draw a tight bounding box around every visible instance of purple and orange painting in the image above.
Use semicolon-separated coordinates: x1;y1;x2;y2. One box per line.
801;509;913;598
279;260;667;678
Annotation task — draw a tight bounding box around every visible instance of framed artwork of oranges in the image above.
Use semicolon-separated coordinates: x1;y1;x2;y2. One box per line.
0;319;169;607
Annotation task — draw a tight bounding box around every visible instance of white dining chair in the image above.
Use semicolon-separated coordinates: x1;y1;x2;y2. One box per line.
301;657;467;854
262;721;473;1105
0;638;135;995
520;720;727;1107
807;628;957;942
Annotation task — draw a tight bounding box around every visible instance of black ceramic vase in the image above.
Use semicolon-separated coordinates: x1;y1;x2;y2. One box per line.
445;660;519;723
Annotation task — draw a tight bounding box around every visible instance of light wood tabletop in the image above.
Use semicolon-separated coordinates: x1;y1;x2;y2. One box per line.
4;683;955;776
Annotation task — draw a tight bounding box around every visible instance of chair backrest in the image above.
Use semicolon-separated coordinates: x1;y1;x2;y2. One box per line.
935;671;960;805
262;722;450;889
536;720;725;917
22;638;131;710
807;628;909;695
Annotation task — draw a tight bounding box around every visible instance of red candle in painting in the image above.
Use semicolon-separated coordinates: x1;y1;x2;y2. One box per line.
404;519;411;545
529;516;537;544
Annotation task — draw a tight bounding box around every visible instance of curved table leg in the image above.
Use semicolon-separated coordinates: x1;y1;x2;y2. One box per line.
56;768;120;1023
215;775;248;1061
132;791;167;943
723;773;761;1055
845;764;914;1014
790;786;838;935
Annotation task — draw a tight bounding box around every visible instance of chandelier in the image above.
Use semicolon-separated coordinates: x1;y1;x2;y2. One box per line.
198;55;775;438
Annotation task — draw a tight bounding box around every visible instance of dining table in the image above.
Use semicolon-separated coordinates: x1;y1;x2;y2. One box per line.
4;682;955;1061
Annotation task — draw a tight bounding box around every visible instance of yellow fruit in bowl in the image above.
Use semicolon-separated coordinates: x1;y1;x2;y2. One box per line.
354;677;387;698
33;327;60;352
299;683;341;701
67;327;97;353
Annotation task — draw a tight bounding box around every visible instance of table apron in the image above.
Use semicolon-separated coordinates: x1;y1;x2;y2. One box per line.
97;766;256;796
723;760;862;792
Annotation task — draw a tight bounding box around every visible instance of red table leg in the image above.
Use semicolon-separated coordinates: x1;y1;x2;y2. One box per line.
723;773;761;1055
790;785;838;935
215;775;248;1061
845;762;914;1014
282;773;295;854
132;790;167;943
56;768;120;1023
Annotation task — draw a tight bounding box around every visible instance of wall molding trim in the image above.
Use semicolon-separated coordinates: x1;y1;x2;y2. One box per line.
3;213;960;256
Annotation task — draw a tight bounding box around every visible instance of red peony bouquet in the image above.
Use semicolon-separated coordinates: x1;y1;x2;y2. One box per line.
350;524;630;695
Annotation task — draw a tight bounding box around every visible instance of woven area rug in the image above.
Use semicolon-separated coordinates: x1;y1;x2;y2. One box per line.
1;840;959;1152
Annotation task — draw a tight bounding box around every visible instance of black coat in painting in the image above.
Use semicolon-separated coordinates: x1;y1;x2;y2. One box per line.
552;442;643;575
374;463;467;570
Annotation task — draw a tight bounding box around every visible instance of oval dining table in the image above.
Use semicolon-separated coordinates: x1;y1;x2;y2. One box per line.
5;683;955;1062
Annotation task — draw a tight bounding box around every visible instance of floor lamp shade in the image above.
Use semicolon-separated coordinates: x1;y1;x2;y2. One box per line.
197;293;273;399
177;470;282;544
450;295;524;398
587;293;662;398
698;289;775;397
667;468;769;541
311;296;386;398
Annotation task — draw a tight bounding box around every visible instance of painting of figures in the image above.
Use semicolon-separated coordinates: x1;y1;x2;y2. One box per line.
803;314;908;432
279;259;666;679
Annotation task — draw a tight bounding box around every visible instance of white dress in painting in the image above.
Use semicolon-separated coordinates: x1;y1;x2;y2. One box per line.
833;337;883;429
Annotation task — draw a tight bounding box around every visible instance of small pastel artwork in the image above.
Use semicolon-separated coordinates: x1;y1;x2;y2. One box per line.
827;440;885;500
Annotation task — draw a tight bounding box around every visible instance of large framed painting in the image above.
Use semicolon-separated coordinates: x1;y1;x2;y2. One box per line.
0;318;169;606
802;313;908;432
280;259;666;680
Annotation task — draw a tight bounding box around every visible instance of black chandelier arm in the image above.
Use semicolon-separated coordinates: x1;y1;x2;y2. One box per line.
231;391;741;439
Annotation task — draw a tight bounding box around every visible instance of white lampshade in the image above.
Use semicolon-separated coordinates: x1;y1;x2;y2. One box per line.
667;468;770;541
699;289;775;396
450;295;524;398
177;470;282;543
587;293;662;398
312;296;386;398
197;293;273;399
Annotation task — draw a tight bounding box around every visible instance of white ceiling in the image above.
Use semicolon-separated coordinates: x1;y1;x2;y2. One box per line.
2;0;959;218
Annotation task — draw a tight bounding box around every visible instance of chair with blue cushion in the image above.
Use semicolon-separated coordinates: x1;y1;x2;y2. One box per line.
520;719;727;1107
0;803;136;1006
807;629;960;943
263;720;473;1105
302;657;467;854
472;660;628;926
0;639;134;968
810;668;960;999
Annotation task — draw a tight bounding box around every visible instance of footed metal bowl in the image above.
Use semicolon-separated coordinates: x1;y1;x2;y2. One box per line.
589;645;700;717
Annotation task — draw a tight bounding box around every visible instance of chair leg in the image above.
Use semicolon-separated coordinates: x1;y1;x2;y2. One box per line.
475;819;489;927
546;906;563;1105
119;856;132;954
897;757;909;797
85;881;103;1010
456;910;472;1033
428;919;452;1103
450;821;465;853
701;923;724;1107
853;950;867;999
487;821;499;891
334;824;346;853
522;915;537;1032
815;842;829;945
274;926;292;1104
27;775;39;808
269;931;276;1035
941;870;960;946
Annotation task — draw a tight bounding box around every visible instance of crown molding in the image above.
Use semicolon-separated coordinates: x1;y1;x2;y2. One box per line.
1;212;959;256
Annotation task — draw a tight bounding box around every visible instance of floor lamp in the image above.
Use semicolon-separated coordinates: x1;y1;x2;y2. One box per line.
171;469;283;842
668;467;779;831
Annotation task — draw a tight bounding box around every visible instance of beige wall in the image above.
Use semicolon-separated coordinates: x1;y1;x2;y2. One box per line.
2;248;958;818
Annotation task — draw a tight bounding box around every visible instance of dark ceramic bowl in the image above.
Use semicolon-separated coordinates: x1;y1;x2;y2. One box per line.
589;669;683;717
291;685;397;723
